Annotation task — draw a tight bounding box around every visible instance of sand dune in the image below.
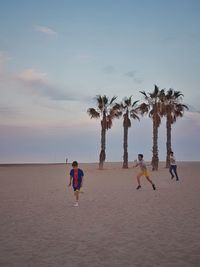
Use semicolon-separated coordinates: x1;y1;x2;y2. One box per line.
0;162;200;267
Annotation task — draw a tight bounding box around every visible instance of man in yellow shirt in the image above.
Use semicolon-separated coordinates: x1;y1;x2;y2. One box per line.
134;154;156;190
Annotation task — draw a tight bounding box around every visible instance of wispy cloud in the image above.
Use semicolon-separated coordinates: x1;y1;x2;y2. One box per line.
185;110;200;126
124;71;136;78
0;106;21;118
124;70;143;84
0;55;87;105
18;68;47;83
17;68;84;101
34;25;57;35
0;66;89;126
186;104;200;113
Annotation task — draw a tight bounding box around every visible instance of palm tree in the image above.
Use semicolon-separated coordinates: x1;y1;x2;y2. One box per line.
87;95;121;169
139;85;164;171
120;96;139;168
160;89;189;168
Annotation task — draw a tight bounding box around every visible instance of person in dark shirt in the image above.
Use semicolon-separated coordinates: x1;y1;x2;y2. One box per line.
68;161;84;207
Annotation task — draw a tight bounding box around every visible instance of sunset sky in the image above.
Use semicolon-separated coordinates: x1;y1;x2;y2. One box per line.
0;0;200;163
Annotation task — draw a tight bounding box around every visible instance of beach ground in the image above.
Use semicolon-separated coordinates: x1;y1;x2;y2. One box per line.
0;162;200;267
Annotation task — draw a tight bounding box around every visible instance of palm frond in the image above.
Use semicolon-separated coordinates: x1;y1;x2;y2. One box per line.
167;88;173;98
95;95;104;111
159;89;166;102
140;91;148;98
123;96;132;107
112;103;121;111
182;104;189;110
96;95;102;103
132;100;139;107
106;116;113;129
87;108;100;119
109;108;122;119
115;110;123;118
149;85;159;98
138;102;149;114
130;111;140;121
154;84;159;94
173;90;184;99
109;96;117;105
149;109;154;118
121;103;126;109
102;95;109;105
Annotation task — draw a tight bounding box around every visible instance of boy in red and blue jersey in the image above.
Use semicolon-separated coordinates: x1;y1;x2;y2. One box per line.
68;161;84;207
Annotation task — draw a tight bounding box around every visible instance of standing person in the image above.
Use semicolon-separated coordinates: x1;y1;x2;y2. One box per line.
133;154;156;190
169;151;179;181
68;161;84;207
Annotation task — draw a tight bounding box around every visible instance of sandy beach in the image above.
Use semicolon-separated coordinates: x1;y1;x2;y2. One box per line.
0;162;200;267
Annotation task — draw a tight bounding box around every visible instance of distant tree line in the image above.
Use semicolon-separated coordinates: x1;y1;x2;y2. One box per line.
87;85;188;170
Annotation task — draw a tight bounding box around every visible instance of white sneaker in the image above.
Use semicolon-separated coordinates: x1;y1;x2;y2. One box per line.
73;202;79;207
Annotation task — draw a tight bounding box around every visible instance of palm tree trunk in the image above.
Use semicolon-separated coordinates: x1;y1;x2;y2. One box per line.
123;122;128;168
151;119;159;171
166;115;172;168
99;118;106;170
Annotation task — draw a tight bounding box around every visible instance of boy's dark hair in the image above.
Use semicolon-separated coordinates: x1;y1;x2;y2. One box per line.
138;154;143;159
72;161;78;167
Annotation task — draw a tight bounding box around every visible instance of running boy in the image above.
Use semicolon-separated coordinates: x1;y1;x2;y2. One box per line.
68;161;84;207
169;151;179;181
133;154;156;190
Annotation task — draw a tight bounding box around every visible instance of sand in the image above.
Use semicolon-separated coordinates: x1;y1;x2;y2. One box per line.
0;162;200;267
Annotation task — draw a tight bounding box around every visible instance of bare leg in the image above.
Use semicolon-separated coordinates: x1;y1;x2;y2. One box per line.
146;176;153;184
146;176;156;190
137;175;141;186
136;173;142;189
74;191;79;202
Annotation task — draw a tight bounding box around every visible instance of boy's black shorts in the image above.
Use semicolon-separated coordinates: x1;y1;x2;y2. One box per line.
73;186;81;192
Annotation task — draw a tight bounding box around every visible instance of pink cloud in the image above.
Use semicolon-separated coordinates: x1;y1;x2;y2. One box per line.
185;111;200;127
17;68;47;84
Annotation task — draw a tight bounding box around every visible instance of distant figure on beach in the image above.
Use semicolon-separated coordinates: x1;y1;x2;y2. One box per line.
68;161;84;207
66;158;68;164
169;151;179;181
133;154;156;190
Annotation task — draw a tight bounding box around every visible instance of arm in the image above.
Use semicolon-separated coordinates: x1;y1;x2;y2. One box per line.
133;159;139;168
133;163;139;168
81;176;84;187
68;176;72;187
80;169;84;187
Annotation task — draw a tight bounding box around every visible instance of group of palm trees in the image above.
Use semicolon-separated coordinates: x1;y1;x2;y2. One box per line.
87;85;188;170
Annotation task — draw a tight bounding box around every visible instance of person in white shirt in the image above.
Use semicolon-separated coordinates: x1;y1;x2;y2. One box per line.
169;151;179;181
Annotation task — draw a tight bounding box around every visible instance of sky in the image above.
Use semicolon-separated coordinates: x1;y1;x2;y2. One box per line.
0;0;200;163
